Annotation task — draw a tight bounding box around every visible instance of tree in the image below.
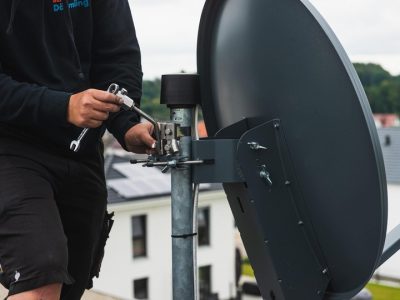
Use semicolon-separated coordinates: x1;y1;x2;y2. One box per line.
354;63;391;87
141;79;169;120
354;63;400;114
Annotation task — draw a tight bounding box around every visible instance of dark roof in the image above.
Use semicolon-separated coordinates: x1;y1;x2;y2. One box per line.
377;127;400;184
105;152;219;204
104;155;127;180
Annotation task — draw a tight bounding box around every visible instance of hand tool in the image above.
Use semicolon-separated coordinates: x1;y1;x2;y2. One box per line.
69;83;120;152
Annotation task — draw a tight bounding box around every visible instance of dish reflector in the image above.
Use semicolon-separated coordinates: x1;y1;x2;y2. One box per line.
197;0;387;298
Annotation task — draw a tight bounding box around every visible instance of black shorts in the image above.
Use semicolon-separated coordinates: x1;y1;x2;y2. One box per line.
0;138;108;299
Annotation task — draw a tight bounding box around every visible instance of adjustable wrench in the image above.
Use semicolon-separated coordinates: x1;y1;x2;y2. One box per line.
69;83;120;152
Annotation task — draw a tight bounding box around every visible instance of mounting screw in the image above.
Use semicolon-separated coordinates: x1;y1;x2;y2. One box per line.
165;128;172;135
298;221;304;226
285;180;291;186
322;268;328;275
274;122;280;129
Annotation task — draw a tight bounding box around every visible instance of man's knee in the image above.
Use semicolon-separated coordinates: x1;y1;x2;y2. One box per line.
8;283;62;300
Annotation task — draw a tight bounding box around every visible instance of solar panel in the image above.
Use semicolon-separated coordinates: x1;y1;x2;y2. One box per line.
107;161;211;200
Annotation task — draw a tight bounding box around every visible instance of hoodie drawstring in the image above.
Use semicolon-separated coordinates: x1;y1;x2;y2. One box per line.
6;0;23;35
62;0;84;76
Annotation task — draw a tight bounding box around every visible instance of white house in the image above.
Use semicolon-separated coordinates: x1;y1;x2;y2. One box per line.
92;151;237;300
375;127;400;283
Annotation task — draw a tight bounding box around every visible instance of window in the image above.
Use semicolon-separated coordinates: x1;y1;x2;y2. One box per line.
198;207;210;246
199;265;212;300
385;135;391;146
132;215;147;258
133;278;148;300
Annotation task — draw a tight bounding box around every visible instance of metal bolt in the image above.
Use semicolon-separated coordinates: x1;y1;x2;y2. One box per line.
248;142;268;151
165;128;172;135
298;221;304;226
285;180;291;186
322;268;328;275
168;160;178;168
120;88;128;96
274;123;280;129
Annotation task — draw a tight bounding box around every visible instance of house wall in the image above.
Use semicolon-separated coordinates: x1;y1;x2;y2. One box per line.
93;190;236;300
376;184;400;280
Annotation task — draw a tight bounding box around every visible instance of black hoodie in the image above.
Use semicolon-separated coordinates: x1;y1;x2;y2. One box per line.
0;0;142;158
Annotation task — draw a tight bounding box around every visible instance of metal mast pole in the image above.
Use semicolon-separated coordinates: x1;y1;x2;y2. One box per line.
171;107;195;300
160;74;200;300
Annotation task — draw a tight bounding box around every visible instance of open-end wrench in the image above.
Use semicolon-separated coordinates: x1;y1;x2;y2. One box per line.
69;128;89;152
69;83;120;152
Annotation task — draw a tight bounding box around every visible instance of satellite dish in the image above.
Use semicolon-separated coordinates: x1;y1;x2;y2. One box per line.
197;0;387;299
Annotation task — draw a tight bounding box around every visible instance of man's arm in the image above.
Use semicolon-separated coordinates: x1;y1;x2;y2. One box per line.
0;62;124;132
0;62;71;129
91;0;144;150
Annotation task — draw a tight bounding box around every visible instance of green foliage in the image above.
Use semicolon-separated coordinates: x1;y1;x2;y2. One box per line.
354;63;400;114
242;262;254;277
354;63;391;87
140;78;169;121
142;78;161;101
139;63;400;119
140;78;204;122
366;283;400;300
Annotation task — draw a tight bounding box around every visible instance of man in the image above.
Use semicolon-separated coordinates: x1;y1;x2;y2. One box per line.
0;0;154;299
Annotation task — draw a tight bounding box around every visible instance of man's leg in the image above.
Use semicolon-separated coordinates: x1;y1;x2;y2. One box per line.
56;158;107;299
0;156;73;298
8;284;62;300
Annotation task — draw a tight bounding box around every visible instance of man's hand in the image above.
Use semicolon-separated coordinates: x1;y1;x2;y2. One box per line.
68;89;123;128
125;122;156;154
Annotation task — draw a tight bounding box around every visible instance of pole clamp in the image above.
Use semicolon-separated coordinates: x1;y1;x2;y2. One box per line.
171;233;198;239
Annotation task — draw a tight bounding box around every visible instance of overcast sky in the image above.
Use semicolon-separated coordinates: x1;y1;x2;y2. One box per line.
129;0;400;79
